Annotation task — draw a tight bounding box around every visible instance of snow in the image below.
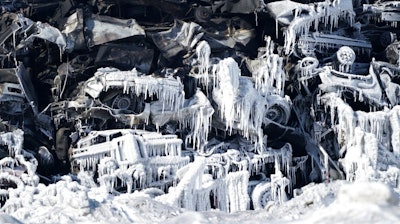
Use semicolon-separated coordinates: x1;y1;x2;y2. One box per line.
0;172;398;224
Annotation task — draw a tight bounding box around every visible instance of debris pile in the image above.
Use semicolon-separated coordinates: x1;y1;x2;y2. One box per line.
0;0;399;213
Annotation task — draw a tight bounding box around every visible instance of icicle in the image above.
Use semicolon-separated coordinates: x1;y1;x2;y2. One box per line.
212;58;267;148
283;0;355;54
195;41;211;88
224;171;250;212
178;91;214;151
249;37;286;97
270;170;290;204
390;106;400;156
86;68;184;112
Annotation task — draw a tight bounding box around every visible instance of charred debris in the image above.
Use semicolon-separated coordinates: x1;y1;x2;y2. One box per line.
0;0;399;212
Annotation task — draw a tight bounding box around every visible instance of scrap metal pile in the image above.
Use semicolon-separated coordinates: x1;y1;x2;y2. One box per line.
0;0;400;212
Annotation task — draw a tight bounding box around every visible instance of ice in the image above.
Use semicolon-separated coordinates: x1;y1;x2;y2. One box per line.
319;93;400;182
0;173;24;189
195;41;211;88
341;127;378;181
389;106;400;156
212;58;266;149
224;171;250;212
249;144;292;180
97;173;117;193
212;58;240;130
248;36;286;96
0;129;24;156
283;0;355;54
291;156;309;186
181;93;214;151
151;90;214;150
0;157;15;169
2;176;400;223
157;155;251;213
157;157;206;210
85;68;185;112
71;129;190;192
271;170;290;204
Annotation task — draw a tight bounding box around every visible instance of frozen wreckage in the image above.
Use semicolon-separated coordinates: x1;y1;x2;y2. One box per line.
1;0;400;214
70;129;189;193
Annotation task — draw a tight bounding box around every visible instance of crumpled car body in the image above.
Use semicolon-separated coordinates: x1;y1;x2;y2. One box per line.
363;1;400;26
63;9;146;51
0;68;25;116
70;129;189;192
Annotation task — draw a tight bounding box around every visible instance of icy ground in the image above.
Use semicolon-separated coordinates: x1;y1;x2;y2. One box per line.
1;180;399;223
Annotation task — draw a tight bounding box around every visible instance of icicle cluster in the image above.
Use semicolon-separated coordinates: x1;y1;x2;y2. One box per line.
341;127;378;181
195;41;212;88
0;129;40;205
249;144;293;179
290;156;309;187
270;170;290;204
212;58;266;149
224;171;250;212
0;129;24;156
249;36;286;96
160;157;206;210
363;1;400;28
212;57;240;129
86;67;185;112
169;91;215;151
159;156;251;213
319;93;400;183
284;0;355;54
208;146;292;176
319;93;391;149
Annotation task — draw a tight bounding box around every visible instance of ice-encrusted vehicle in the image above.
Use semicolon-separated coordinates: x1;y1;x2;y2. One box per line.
70;129;190;192
0;129;40;205
49;66;214;151
362;1;400;27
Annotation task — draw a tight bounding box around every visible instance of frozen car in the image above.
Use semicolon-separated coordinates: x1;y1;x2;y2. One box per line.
70;129;190;192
